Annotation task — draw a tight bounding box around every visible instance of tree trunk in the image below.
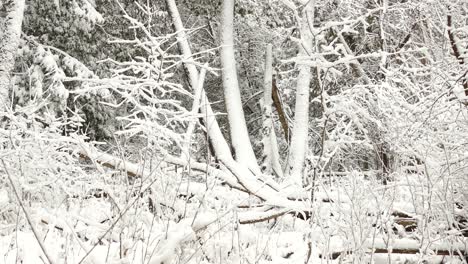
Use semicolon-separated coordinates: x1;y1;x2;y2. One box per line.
0;0;25;111
183;66;207;157
220;0;260;174
260;44;283;178
166;0;232;160
286;1;315;186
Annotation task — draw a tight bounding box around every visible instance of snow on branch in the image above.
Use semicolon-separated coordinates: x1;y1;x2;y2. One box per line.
78;144;143;178
148;213;218;264
447;14;468;98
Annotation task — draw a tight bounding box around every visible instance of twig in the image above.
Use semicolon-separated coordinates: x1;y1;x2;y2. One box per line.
1;159;56;264
77;157;164;264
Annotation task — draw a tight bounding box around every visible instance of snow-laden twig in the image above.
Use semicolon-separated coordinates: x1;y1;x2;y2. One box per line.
1;160;57;264
148;213;217;264
76;157;165;264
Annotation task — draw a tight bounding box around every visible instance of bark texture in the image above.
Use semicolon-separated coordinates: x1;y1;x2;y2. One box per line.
220;0;260;174
286;1;315;186
0;0;25;111
272;76;289;141
260;44;283;178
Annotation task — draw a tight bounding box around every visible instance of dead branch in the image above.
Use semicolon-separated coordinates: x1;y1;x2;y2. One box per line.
272;76;290;141
447;15;468;97
395;22;418;52
447;15;464;64
239;209;290;224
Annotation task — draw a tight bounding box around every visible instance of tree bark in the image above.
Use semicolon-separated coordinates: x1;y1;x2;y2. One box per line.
272;76;289;141
0;0;25;111
260;44;283;178
183;66;207;157
286;1;315;186
220;0;261;174
166;0;232;160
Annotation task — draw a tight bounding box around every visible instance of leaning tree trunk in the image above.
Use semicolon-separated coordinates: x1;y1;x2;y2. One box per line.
0;0;25;111
166;0;232;160
220;0;261;175
286;1;315;186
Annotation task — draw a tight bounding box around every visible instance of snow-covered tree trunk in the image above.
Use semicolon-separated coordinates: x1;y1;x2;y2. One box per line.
220;0;261;174
286;1;315;186
260;44;283;178
165;0;232;160
0;0;25;111
183;66;207;157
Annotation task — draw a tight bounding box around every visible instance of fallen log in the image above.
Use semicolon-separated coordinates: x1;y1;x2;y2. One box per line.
394;217;418;232
78;148;141;178
322;248;467;260
238;209;290;224
78;145;247;191
319;238;468;260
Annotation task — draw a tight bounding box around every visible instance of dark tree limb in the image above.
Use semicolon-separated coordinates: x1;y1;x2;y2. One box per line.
447;15;464;64
272;76;290;141
395;22;418;52
447;15;468;97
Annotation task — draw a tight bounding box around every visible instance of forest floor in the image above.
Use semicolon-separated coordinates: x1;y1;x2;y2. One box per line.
0;142;467;264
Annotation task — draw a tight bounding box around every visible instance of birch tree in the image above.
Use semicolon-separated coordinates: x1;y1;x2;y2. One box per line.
260;44;283;178
220;0;261;175
285;0;315;186
165;0;233;161
0;0;25;111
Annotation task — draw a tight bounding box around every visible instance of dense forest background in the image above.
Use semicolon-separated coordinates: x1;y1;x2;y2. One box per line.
0;0;467;263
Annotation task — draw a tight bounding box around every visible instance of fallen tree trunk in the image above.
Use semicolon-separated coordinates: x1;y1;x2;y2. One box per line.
320;238;468;260
78;146;459;231
77;143;317;221
323;248;467;260
78;144;246;192
78;148;141;178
